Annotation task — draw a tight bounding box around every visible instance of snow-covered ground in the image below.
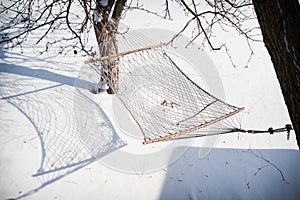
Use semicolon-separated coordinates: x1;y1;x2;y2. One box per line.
1;1;300;200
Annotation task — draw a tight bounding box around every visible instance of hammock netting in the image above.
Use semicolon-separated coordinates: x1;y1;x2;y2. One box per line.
87;29;244;144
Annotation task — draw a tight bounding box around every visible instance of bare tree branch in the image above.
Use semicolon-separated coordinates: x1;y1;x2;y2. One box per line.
0;0;260;65
164;0;260;67
0;0;105;55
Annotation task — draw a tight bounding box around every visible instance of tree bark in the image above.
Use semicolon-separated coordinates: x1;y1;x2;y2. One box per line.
93;0;127;94
252;0;300;148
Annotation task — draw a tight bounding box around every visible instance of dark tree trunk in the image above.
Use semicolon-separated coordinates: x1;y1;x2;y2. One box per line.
93;0;127;94
252;0;300;148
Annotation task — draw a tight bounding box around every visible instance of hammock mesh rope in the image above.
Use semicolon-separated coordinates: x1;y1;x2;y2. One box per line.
87;30;244;144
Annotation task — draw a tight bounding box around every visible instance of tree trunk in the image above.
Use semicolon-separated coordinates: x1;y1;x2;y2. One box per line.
252;0;300;148
93;0;127;94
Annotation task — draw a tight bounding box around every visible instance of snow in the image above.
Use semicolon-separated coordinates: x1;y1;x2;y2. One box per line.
100;0;109;7
1;1;300;200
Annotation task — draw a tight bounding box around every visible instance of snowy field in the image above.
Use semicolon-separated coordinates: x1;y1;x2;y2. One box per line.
1;1;300;200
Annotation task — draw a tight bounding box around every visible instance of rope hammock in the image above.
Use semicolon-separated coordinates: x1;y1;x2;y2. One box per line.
85;29;292;144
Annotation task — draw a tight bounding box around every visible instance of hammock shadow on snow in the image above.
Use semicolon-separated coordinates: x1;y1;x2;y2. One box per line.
0;65;125;199
160;146;300;200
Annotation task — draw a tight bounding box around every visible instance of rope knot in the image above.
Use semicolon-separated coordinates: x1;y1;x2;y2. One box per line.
268;127;274;134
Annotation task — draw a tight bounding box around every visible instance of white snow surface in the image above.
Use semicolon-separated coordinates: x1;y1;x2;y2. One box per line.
1;1;300;200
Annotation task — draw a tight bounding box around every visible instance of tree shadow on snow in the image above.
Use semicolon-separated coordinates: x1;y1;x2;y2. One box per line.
0;63;95;91
160;146;300;200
